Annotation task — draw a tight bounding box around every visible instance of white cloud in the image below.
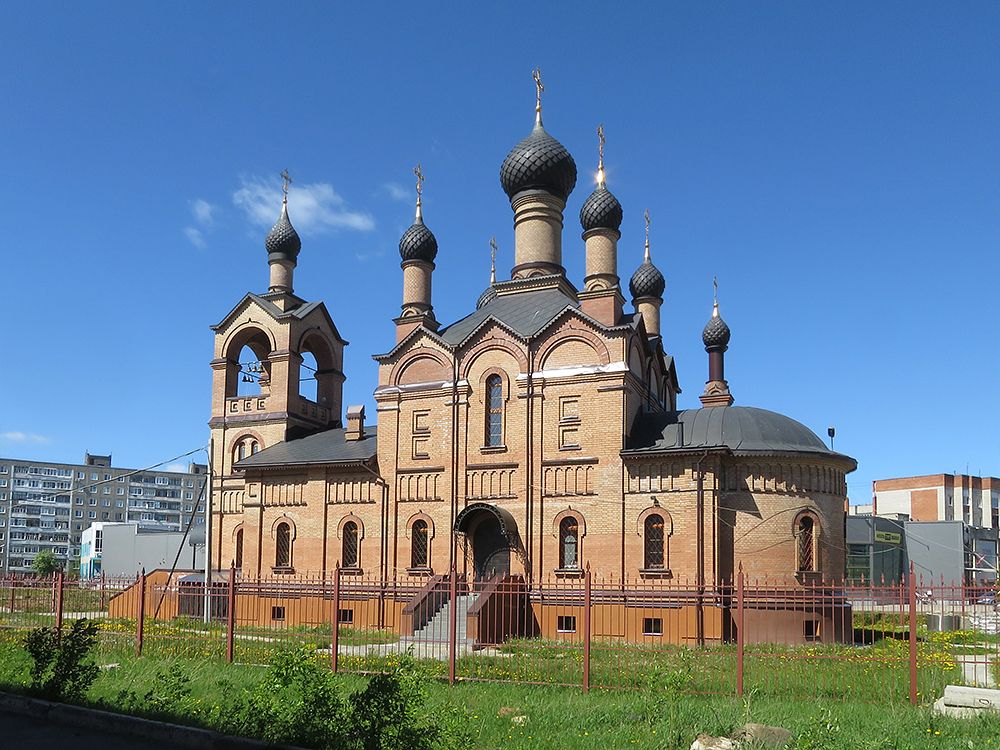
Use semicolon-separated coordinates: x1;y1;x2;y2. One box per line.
355;248;387;263
1;431;49;444
162;462;190;474
183;226;206;249
233;177;375;234
191;199;216;227
381;182;410;202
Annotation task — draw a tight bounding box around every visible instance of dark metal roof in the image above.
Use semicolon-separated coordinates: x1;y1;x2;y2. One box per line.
580;185;623;232
476;285;498;309
439;287;579;345
210;293;347;344
499;122;577;202
265;202;301;262
629;260;665;300
626;406;856;468
235;427;377;469
399;218;438;263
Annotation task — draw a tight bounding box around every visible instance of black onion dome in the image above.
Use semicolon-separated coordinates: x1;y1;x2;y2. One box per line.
580;185;623;232
476;285;498;309
629;261;665;300
500;123;577;202
702;310;731;351
265;203;301;261
398;219;438;263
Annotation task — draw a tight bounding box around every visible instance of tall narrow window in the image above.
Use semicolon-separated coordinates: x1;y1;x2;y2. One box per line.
275;522;291;568
235;528;244;569
251;441;260;455
237;441;247;462
343;521;359;568
559;517;579;569
644;513;665;569
411;519;429;568
797;516;816;572
486;375;503;447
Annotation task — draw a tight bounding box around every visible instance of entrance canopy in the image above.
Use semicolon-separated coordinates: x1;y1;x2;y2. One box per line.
453;502;522;548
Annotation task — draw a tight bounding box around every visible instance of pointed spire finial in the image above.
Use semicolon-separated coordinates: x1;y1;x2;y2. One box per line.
713;276;720;318
413;163;424;222
596;124;606;187
489;236;498;285
280;169;292;205
643;209;651;262
532;67;544;126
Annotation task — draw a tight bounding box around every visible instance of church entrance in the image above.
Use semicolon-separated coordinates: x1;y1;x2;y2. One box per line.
454;502;522;584
473;515;510;581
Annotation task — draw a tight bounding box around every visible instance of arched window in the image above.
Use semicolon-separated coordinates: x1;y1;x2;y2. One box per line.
275;522;291;568
237;441;247;462
411;519;429;568
251;441;260;455
486;375;503;447
797;515;817;572
343;521;359;568
644;513;665;570
559;517;579;569
234;528;244;569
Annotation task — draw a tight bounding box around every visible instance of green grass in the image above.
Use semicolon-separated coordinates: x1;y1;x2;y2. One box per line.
1;642;999;749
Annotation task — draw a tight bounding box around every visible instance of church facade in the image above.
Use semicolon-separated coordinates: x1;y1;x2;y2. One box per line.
206;79;856;642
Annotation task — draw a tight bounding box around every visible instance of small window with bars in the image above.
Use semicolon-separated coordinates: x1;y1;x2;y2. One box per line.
797;515;816;572
410;519;429;568
275;522;291;568
643;513;665;569
343;521;359;568
559;517;579;569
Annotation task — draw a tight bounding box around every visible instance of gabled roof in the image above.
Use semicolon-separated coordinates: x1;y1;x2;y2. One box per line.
625;406;856;469
211;293;348;344
235;427;377;469
439;288;578;345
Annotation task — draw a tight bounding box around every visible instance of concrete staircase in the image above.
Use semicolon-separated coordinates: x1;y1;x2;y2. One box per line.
412;593;477;643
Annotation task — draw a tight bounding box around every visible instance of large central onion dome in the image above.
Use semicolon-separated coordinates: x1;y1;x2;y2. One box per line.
580;185;623;232
399;218;438;263
629;260;665;300
500;122;577;203
265;201;302;261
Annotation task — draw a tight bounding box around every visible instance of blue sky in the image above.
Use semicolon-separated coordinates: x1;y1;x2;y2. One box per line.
2;3;998;500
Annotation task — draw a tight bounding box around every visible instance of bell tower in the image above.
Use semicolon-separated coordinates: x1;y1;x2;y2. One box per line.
207;171;347;570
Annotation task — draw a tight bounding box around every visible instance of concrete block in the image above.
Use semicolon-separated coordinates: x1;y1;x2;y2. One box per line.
933;697;988;719
943;685;1000;709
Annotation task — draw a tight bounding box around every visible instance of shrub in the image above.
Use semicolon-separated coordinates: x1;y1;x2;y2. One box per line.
23;618;99;701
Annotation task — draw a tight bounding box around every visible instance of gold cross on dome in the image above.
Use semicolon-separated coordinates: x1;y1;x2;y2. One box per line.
280;169;292;200
644;209;651;261
597;124;605;168
413;163;424;199
533;67;544;113
713;276;719;305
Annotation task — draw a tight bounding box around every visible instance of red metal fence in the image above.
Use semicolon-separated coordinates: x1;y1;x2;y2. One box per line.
2;566;997;703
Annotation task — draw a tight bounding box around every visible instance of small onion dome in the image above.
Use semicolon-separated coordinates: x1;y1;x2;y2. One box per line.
476;285;498;309
629;260;665;300
499;122;577;203
264;202;302;262
702;306;731;351
398;218;438;264
580;185;623;232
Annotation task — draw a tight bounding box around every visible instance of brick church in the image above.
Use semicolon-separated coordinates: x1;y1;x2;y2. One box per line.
206;75;857;624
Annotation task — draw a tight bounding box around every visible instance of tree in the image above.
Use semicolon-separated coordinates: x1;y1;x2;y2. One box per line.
32;550;62;576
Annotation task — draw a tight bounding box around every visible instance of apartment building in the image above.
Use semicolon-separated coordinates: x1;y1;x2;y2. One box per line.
0;452;207;573
851;474;1000;529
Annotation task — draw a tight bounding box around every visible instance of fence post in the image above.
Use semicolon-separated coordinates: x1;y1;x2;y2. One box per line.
226;564;236;663
908;562;917;705
55;570;65;643
736;565;745;697
331;564;340;672
583;565;592;693
136;569;147;657
448;564;457;685
8;575;15;615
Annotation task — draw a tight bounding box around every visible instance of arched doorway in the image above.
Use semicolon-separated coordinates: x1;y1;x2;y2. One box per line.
473;515;510;580
454;502;522;583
